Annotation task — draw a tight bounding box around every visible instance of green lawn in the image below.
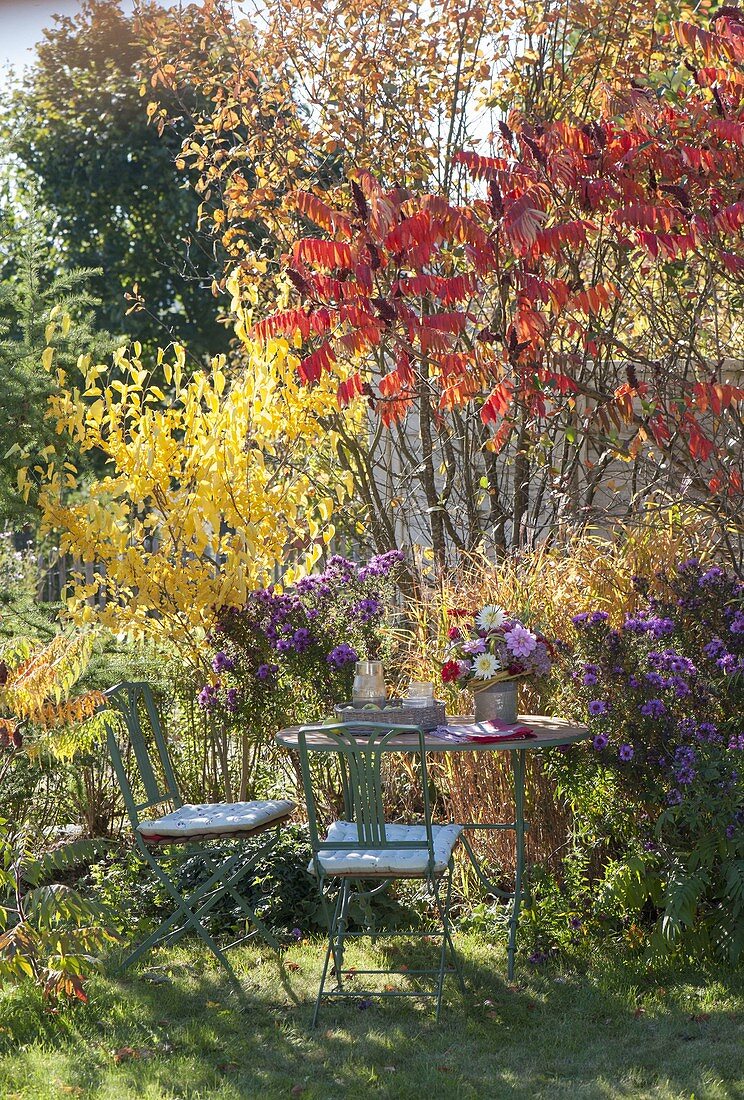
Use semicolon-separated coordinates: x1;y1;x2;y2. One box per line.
0;936;742;1100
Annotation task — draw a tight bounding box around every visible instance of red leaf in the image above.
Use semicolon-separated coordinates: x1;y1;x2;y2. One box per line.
337;371;363;408
453;150;507;180
297;340;336;384
714;201;744;236
286;192;353;239
610;205;677;232
251;308;313;342
530;220;592;257
292;238;354;271
721;251;744;275
481;380;515;425
503;193;548;250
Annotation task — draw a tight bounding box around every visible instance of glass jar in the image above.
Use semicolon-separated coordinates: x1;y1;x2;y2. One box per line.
406;681;434;708
352;660;387;706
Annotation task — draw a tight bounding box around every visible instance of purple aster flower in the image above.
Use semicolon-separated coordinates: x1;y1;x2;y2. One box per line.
717;653;737;673
197;684;218;710
581;663;600;687
357;550;404;581
619;743;635;762
588;699;608;717
667;788;683;806
703;638;726;659
623;614;644;633
225;688;239;712
528;950;548;966
292;627;313;653
648;617;676;639
571;612;590;626
212;651;235;674
627;674;641;690
729;612;744;634
589;611;609;625
726;824;736;840
291;927;302;941
592;733;609;751
677;557;700;573
728;733;744;751
352;597;383;623
462;637;487;655
640;698;666;719
699;566;724;587
327;644;358;668
668;676;691;698
275;638;292;653
695;722;720;743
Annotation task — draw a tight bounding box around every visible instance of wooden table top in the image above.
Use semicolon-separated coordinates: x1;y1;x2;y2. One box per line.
275;715;589;753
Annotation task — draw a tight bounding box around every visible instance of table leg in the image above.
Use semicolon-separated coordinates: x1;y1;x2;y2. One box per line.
507;748;526;981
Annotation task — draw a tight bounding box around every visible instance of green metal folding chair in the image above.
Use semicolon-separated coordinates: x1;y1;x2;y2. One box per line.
104;682;295;981
296;721;466;1026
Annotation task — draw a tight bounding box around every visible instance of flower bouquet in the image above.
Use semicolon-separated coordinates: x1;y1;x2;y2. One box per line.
440;606;553;721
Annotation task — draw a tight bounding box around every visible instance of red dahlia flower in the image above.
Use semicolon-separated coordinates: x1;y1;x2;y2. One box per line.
441;660;462;683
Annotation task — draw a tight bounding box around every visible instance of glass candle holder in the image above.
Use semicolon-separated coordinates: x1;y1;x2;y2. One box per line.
352;660;387;706
406;680;434;707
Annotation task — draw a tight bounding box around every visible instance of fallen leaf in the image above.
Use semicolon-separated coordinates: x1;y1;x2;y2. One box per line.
112;1047;154;1064
634;1007;646;1018
285;962;302;973
113;1048;137;1064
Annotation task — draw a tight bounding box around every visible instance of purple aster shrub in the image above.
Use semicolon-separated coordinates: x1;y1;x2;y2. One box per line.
201;550;403;736
554;554;744;961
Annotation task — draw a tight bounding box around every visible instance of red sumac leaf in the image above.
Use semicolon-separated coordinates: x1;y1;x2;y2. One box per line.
286;192;353;239
292;238;354;271
297;340;336;384
481;380;515;425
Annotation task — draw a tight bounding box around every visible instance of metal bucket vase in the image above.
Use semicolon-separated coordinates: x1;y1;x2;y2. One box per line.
473;680;519;723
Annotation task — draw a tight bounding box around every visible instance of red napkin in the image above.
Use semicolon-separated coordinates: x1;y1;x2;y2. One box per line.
456;720;536;743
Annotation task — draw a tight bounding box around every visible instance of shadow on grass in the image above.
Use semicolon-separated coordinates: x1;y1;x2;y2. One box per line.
0;936;742;1099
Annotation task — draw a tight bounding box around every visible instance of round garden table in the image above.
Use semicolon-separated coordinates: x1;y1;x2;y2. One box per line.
276;715;589;979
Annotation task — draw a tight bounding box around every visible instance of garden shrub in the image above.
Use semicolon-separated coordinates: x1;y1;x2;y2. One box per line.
200;551;404;798
543;557;743;963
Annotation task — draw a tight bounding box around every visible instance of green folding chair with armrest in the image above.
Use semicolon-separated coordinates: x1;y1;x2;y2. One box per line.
297;721;466;1026
104;682;295;981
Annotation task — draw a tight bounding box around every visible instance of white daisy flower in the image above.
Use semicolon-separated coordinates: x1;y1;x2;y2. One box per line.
472;653;501;679
475;605;506;631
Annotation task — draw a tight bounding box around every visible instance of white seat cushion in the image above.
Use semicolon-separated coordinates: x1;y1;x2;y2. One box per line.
309;820;463;877
138;799;295;840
